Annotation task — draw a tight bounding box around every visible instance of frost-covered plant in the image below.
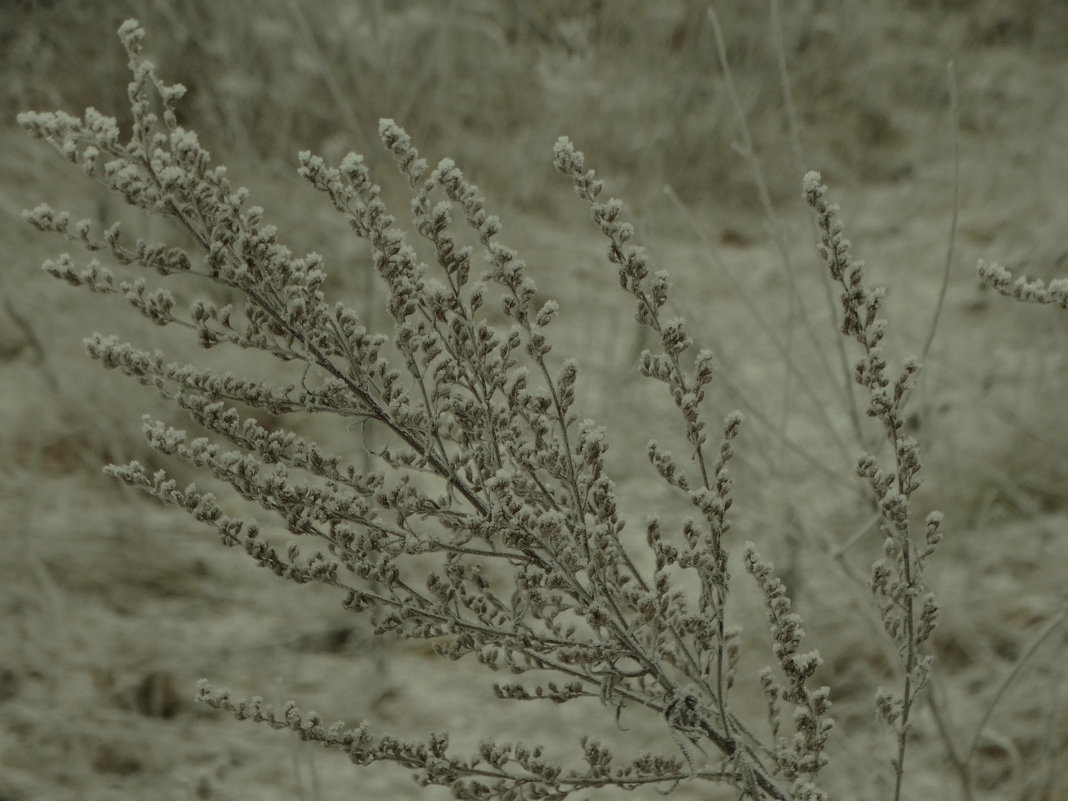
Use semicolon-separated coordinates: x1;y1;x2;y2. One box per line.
804;173;942;801
978;260;1068;309
19;20;944;801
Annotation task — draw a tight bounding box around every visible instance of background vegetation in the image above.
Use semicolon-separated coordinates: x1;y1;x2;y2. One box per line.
2;1;1068;799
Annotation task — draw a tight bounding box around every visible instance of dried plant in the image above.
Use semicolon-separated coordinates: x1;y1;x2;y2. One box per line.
803;173;942;801
977;260;1068;309
18;20;949;801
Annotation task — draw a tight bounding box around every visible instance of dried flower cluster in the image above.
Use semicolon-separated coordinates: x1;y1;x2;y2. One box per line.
804;172;943;801
19;20;954;801
977;259;1068;308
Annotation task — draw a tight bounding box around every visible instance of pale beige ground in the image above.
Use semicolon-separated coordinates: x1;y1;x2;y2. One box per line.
2;3;1068;800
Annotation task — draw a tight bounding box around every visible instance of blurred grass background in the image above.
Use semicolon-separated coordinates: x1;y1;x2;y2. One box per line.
3;1;1068;800
10;0;1067;207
